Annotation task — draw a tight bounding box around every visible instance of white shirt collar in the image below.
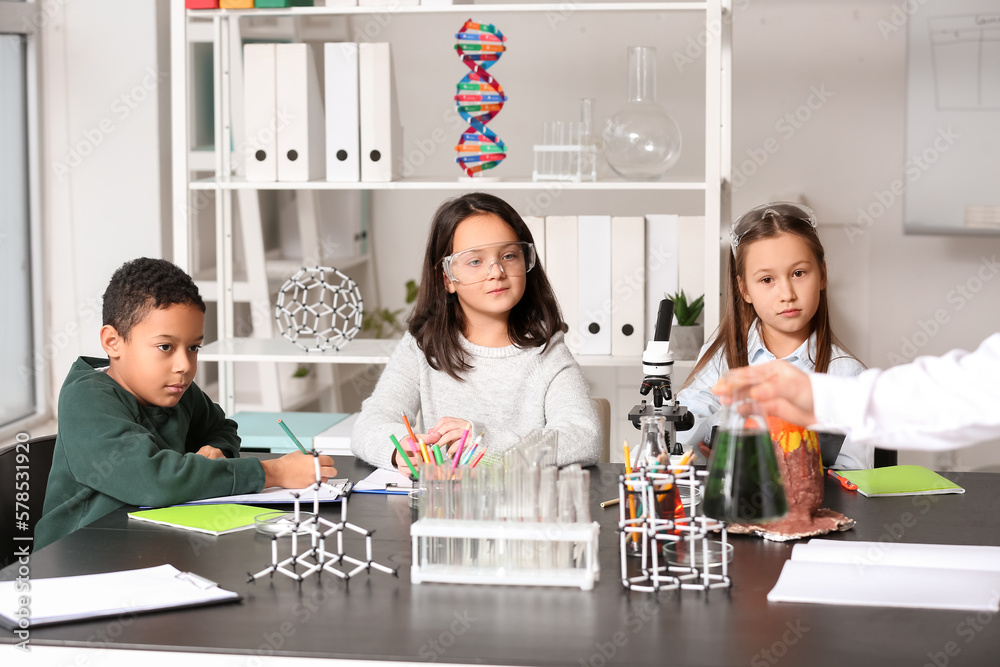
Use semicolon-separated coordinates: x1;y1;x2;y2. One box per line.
747;319;818;369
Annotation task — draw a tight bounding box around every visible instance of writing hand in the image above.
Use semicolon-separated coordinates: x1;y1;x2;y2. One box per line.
261;452;337;488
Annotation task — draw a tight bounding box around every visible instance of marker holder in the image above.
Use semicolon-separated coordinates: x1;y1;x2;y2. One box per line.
619;461;732;592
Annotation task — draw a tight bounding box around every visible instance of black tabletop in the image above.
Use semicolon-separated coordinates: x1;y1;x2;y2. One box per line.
4;458;1000;666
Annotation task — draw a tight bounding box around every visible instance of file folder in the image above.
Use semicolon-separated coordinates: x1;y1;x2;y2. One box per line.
678;216;705;304
611;216;646;357
325;43;361;182
243;43;277;182
545;216;579;354
644;214;679;341
359;42;398;182
522;215;546;268
276;43;325;181
577;215;612;355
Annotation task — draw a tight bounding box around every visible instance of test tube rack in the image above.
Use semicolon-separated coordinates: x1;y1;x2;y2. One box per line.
247;456;397;585
619;462;732;593
532;142;598;182
411;519;600;590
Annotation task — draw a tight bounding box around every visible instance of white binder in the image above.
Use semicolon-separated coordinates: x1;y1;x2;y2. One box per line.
522;215;546;269
577;216;612;355
325;43;360;182
275;43;325;182
544;216;579;354
678;216;706;303
243;43;277;182
611;216;646;357
359;42;397;182
644;214;680;341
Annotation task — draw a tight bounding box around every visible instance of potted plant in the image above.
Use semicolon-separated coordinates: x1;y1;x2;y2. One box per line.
667;289;704;360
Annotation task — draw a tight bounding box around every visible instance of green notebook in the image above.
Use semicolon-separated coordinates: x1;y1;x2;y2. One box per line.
837;465;965;498
128;504;272;536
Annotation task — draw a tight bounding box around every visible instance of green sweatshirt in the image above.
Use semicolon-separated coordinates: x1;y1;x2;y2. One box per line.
35;356;266;550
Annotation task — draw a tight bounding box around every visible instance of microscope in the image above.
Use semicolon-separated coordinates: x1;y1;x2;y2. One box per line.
628;298;695;455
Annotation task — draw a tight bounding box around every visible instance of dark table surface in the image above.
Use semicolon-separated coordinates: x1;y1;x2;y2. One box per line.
4;457;1000;666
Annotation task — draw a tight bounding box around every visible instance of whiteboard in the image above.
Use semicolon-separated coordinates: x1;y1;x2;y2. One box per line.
905;0;1000;233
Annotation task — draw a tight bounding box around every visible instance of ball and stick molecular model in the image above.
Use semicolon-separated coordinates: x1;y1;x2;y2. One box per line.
274;266;363;352
247;451;397;585
454;20;507;178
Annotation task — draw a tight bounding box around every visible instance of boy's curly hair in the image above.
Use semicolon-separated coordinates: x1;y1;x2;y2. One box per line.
103;258;205;341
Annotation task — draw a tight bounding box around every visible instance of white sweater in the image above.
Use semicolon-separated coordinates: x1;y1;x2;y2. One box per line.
351;331;601;470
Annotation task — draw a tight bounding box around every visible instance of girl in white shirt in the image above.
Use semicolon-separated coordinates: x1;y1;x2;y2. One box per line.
676;202;871;469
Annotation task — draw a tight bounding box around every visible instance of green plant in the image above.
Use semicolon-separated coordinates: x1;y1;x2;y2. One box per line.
666;289;704;326
362;279;419;339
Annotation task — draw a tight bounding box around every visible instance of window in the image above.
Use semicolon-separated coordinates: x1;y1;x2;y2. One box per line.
0;0;44;436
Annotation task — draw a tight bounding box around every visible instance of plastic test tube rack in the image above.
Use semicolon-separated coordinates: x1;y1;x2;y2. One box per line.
619;461;732;593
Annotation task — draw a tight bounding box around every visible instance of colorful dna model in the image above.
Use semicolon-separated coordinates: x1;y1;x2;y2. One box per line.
454;20;507;178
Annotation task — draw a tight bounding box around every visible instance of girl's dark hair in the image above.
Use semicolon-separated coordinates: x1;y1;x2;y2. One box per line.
409;192;564;380
103;257;206;341
683;210;858;389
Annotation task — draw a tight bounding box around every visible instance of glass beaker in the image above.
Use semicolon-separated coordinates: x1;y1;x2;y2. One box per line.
634;415;669;466
702;388;788;523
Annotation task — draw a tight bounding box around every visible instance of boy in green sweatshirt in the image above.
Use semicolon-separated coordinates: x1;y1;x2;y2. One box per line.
35;258;336;549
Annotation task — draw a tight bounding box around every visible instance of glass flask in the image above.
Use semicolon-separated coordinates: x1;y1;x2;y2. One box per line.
634;415;669;466
702;388;788;523
602;46;682;180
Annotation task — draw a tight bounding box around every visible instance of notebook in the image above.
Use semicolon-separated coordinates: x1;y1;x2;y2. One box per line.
768;540;1000;612
0;564;239;629
836;465;965;497
128;504;271;535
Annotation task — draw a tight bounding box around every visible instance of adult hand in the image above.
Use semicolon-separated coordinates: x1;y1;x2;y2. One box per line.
261;452;337;488
195;445;226;460
712;360;817;427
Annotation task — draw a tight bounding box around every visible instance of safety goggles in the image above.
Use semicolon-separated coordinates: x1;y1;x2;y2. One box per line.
729;202;817;257
441;241;536;285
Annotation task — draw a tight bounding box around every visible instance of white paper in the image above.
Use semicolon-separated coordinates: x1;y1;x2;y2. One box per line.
175;479;349;505
355;468;412;493
768;540;1000;612
0;564;238;628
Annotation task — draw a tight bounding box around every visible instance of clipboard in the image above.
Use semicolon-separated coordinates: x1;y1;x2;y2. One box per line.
0;564;240;629
353;469;413;495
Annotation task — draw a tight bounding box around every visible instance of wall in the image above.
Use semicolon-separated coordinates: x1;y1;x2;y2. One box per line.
40;0;166;403
40;1;1000;470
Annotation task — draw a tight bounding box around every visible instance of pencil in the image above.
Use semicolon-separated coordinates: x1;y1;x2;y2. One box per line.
402;413;419;452
600;498;620;508
432;443;445;466
417;437;431;464
623;440;638;543
277;419;308;454
390;434;419;480
470;449;486;467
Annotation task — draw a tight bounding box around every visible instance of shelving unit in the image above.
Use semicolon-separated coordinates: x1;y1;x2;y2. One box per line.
170;0;732;415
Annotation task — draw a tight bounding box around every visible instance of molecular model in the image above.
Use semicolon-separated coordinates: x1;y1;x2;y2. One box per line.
274;266;363;352
248;451;396;584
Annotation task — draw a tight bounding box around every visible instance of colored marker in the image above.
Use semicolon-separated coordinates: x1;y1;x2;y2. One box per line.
277;419;308;454
391;434;419;480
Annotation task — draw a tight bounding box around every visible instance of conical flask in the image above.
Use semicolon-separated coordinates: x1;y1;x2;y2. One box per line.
702;388;788;523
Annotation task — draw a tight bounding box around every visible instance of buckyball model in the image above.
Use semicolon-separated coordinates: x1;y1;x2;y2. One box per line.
274;266;363;352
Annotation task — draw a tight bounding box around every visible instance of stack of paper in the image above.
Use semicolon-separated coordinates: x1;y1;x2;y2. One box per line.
768;539;1000;611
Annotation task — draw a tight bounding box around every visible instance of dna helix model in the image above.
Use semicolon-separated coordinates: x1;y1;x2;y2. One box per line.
454;20;508;178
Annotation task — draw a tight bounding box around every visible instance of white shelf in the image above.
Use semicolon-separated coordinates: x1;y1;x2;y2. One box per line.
190;176;707;192
188;3;708;19
201;337;399;364
200;337;693;369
